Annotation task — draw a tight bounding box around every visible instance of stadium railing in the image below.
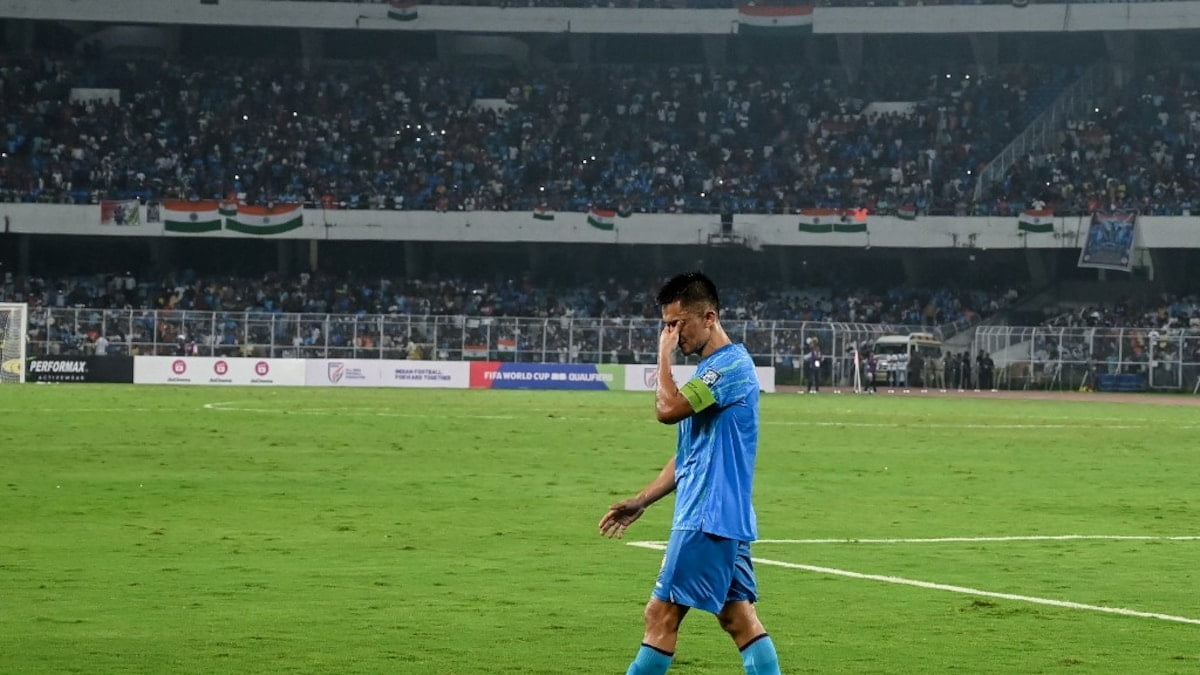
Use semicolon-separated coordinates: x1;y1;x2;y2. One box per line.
26;307;1200;391
973;325;1200;392
26;307;936;385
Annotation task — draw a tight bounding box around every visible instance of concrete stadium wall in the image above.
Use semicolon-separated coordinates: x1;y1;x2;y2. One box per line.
5;202;1199;251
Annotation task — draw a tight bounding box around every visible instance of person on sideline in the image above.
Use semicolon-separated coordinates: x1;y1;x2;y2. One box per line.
599;271;782;675
862;347;878;393
803;337;822;393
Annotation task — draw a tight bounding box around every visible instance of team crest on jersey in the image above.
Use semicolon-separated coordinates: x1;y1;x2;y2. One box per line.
700;368;721;386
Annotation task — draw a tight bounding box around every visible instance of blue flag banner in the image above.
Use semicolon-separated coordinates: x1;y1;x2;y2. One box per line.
1078;211;1136;272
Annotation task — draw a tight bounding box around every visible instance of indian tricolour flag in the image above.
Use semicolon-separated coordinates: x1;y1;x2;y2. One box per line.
797;208;837;233
587;208;616;231
736;5;814;35
834;219;866;234
533;206;555;221
1018;208;1055;233
226;204;304;236
896;205;918;221
388;0;418;21
163;199;222;233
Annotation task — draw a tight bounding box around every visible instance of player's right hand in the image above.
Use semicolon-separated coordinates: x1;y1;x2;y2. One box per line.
658;322;680;359
598;498;646;539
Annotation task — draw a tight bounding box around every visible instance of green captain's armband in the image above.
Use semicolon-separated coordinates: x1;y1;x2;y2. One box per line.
680;377;717;413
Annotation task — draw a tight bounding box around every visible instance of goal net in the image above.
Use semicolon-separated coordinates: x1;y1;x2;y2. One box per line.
0;302;27;384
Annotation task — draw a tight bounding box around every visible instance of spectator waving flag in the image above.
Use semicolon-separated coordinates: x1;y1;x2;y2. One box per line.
533;206;555;221
736;5;814;35
388;0;418;21
896;205;918;221
587;207;616;231
163;199;222;233
226;204;304;236
1018;208;1055;233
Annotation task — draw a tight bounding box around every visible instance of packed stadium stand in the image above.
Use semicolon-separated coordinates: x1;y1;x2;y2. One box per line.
0;271;1012;325
3;0;1200;389
0;53;1074;215
986;66;1200;217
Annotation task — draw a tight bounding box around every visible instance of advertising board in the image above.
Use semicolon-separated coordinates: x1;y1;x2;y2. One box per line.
134;356;305;386
25;355;134;383
469;362;624;390
304;360;471;388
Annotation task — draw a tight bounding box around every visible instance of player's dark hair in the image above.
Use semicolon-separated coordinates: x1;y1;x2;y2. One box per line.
656;272;720;314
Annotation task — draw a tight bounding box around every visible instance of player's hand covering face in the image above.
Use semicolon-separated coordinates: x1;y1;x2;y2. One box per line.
661;301;712;357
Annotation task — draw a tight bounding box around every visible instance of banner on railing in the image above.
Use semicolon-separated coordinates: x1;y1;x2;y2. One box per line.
99;200;141;226
1078;211;1136;272
304;359;470;388
470;362;625;390
623;365;777;393
736;5;814;35
134;356;305;386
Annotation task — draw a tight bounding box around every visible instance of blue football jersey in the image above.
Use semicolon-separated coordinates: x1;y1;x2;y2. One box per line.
672;343;759;542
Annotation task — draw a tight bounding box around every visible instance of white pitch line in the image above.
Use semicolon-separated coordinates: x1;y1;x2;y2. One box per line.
756;535;1200;545
752;557;1200;626
626;539;1200;626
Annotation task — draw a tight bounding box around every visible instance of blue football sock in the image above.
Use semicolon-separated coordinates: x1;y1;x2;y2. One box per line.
626;643;673;675
740;633;781;675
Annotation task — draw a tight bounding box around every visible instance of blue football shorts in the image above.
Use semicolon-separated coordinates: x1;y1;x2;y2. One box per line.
651;529;758;614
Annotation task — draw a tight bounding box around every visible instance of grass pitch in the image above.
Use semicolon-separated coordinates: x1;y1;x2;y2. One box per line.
2;385;1199;674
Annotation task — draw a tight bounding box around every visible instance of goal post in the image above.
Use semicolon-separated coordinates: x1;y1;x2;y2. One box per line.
0;302;28;384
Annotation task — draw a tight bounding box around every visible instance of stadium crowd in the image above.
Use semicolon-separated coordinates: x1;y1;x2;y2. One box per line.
1016;297;1200;388
24;50;1200;218
18;270;1196;386
983;66;1200;217
4;271;1017;361
26;52;1200;218
0;52;1075;216
1042;297;1200;331
5;270;1009;323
